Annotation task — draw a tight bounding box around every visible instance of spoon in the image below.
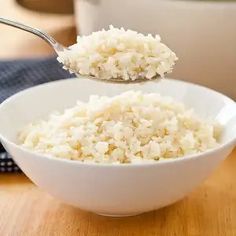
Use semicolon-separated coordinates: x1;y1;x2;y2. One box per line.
0;17;160;83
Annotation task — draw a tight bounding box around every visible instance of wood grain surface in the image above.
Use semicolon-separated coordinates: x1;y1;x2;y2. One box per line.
1;149;236;236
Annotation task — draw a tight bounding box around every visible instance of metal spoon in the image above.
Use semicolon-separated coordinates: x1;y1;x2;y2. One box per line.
0;17;160;83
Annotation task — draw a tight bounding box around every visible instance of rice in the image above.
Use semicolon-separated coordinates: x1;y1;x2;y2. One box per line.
57;25;177;81
18;91;220;164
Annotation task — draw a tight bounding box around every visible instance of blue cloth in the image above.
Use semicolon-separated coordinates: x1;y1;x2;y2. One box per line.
0;56;73;172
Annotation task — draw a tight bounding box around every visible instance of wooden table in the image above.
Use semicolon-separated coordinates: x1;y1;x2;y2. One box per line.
1;1;236;235
0;149;235;235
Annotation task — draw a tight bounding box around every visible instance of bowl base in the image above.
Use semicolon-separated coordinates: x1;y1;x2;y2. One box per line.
95;212;142;217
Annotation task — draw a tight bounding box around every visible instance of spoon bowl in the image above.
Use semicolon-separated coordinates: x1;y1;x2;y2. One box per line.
0;17;161;83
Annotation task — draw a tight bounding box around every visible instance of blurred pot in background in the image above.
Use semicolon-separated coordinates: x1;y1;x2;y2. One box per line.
75;0;236;99
17;0;74;14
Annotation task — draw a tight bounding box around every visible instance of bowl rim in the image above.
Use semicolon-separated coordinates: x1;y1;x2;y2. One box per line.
0;78;235;168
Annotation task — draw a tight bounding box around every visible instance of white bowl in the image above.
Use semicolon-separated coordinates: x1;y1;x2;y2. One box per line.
0;78;235;217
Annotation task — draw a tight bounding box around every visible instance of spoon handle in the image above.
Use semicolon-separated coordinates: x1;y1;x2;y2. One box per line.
0;17;64;53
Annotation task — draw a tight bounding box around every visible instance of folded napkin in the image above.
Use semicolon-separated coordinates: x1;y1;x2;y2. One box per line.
0;56;73;173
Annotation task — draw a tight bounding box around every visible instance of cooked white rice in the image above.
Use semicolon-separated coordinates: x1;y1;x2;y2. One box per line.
57;25;177;81
19;91;220;164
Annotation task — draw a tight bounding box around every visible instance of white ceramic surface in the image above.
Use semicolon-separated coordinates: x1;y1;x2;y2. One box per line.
0;78;235;217
75;0;236;99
